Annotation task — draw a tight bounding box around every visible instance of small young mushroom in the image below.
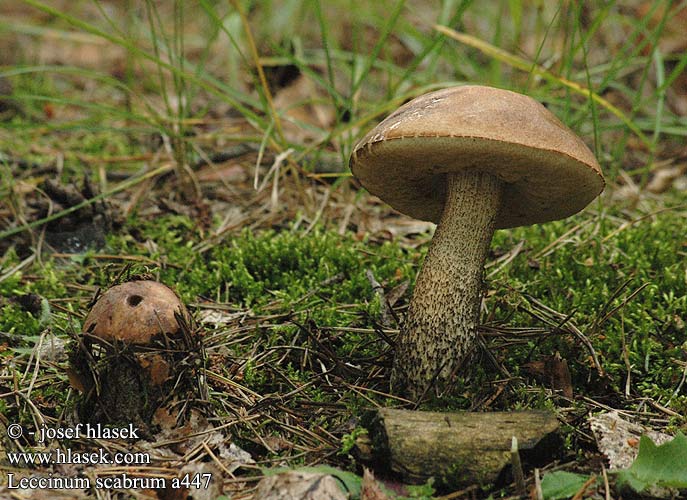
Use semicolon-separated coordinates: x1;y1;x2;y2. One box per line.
82;280;188;345
350;85;604;399
72;280;201;431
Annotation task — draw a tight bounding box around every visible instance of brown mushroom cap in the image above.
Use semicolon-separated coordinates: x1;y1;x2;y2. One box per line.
350;85;604;229
83;280;188;344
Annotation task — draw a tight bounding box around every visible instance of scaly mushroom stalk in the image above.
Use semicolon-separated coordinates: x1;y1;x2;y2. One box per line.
390;171;502;399
349;85;604;401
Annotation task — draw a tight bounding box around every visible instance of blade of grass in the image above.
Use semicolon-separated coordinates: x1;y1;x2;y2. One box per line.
18;0;266;131
228;0;285;146
1;65;185;136
523;3;560;92
604;1;671;168
433;24;650;147
389;0;473;95
647;47;667;184
313;0;336;107
299;81;458;174
577;7;601;162
349;0;406;97
5;92;162;128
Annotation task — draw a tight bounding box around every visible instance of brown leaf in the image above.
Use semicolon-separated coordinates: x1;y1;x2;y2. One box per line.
65;367;89;393
273;73;335;144
548;353;573;398
523;352;573;398
385;281;409;308
646;162;687;194
152;406;177;432
262;435;293;453
361;469;391;500
139;353;171;386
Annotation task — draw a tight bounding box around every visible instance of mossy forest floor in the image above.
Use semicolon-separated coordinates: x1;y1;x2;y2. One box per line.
1;1;687;499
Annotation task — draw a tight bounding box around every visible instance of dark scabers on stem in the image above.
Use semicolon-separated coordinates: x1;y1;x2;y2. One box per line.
350;85;604;400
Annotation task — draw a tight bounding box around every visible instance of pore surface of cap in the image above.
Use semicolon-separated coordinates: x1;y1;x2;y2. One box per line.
350;85;604;228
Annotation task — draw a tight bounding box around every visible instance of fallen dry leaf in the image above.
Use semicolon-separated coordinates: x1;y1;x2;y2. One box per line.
138;353;171;386
646;162;687;194
523;352;573;398
253;471;347;500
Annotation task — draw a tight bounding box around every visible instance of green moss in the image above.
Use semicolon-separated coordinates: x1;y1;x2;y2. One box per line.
0;259;70;339
109;215;414;323
2;196;687;477
489;205;687;401
0;303;41;337
203;229;405;309
91;204;687;411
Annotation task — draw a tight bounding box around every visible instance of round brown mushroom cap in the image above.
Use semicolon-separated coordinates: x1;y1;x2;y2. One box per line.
350;85;604;228
83;280;188;344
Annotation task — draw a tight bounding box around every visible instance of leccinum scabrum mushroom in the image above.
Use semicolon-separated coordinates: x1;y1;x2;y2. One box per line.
73;280;197;430
349;85;604;399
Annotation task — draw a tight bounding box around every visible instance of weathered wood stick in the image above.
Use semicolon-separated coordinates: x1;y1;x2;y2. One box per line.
362;409;560;488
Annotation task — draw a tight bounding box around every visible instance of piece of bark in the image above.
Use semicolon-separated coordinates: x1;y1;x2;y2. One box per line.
363;409;560;488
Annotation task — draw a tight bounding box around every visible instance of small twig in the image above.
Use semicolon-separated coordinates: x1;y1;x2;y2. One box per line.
229;0;285;144
524;295;605;377
435;484;481;499
304;188;331;235
202;441;236;478
646;398;681;417
511;436;526;496
621;317;633;398
486;239;525;277
0;253;35;284
602;464;611;500
534;468;544;500
533;219;592;258
566;323;605;378
671;358;687;399
571;474;597;500
602;204;687;243
257;148;293;213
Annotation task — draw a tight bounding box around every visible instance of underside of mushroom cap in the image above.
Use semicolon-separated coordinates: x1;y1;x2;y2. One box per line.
350;85;605;228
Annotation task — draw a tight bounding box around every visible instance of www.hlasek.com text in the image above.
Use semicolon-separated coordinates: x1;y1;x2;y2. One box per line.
7;447;149;466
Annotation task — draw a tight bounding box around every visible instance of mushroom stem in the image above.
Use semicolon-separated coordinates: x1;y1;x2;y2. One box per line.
391;170;502;399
